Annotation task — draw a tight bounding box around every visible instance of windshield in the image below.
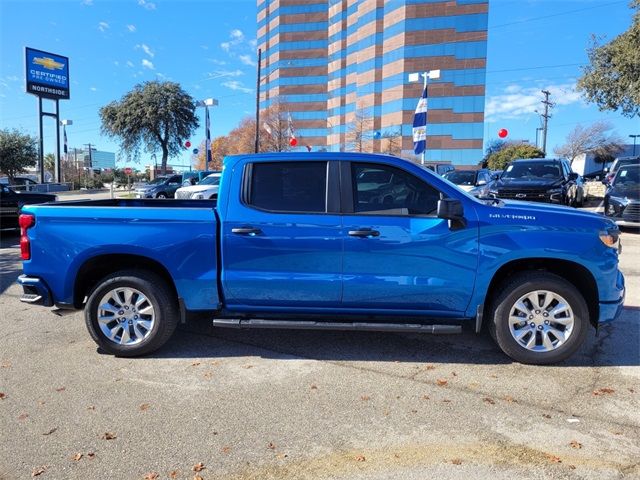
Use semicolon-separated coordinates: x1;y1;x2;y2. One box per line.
444;171;476;186
502;162;561;179
148;177;167;185
614;167;640;185
199;174;221;186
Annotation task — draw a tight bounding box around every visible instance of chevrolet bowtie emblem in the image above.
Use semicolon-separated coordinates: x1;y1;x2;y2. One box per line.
33;56;65;70
515;193;527;198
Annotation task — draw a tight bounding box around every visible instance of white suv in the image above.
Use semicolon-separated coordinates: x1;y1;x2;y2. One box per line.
174;173;221;200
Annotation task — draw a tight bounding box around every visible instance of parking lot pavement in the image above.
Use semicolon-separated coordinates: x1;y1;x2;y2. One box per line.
0;226;639;480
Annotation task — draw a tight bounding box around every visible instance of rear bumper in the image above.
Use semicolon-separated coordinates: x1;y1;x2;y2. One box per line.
598;270;625;324
17;275;53;307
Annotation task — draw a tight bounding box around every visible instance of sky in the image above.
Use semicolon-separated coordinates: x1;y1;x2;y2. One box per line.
0;0;638;171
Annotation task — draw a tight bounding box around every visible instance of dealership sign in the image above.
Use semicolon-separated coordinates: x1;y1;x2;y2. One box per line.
25;47;70;99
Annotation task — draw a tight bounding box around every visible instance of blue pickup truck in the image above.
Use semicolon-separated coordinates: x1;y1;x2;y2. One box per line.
17;153;625;364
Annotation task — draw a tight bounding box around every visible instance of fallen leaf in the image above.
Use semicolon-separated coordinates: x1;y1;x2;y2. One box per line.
436;379;448;387
1;361;11;368
221;446;232;454
361;395;370;401
483;397;495;405
38;401;46;406
546;454;562;463
424;365;436;370
18;412;29;420
242;364;254;369
55;387;66;392
32;466;47;477
168;471;179;479
143;472;159;480
569;440;582;449
0;392;6;400
139;403;151;411
593;387;615;396
191;361;201;367
192;462;206;472
267;442;276;450
410;409;417;413
310;384;318;390
442;399;451;403
72;453;83;461
87;452;95;459
203;372;214;379
354;454;366;462
503;396;517;403
568;465;576;470
422;395;430;400
276;452;288;459
383;409;390;416
451;372;458;377
87;405;96;411
542;414;552;419
42;428;57;436
629;388;635;393
451;458;462;465
102;432;117;440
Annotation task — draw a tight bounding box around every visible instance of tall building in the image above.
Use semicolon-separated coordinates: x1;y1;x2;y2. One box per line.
257;0;488;166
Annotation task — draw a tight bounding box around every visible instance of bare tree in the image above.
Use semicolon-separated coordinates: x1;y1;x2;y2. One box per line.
346;106;373;152
261;98;294;153
381;129;402;156
554;121;624;164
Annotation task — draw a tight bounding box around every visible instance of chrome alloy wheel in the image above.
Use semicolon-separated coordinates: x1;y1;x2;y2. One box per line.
507;290;575;352
97;287;155;346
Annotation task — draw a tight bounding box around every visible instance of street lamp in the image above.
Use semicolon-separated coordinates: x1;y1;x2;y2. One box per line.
59;119;73;183
629;134;639;156
196;98;218;169
408;69;440;165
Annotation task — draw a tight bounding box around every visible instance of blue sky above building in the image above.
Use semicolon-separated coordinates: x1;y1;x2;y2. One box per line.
0;0;637;169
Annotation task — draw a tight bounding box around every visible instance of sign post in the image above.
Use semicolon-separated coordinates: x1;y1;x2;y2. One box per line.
25;47;70;184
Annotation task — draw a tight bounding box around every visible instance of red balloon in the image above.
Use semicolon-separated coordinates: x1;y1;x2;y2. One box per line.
185;141;191;148
498;128;508;138
289;137;298;147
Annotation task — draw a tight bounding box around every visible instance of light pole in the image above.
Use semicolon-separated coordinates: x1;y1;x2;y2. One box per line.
196;98;218;169
59;119;72;183
408;69;440;165
535;127;543;148
629;134;639;156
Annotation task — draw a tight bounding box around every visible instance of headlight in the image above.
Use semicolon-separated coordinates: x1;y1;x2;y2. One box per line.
191;192;205;199
599;228;620;249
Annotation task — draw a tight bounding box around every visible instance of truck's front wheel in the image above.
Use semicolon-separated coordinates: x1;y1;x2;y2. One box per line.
489;272;589;365
84;270;179;357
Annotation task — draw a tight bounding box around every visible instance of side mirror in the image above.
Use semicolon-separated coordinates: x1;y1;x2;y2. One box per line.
568;172;578;181
437;198;466;229
477;179;487;186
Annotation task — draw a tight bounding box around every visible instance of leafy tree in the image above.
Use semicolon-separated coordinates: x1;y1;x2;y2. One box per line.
576;1;640;117
554;121;623;164
44;153;56;174
486;143;545;171
100;81;199;174
480;139;508;166
193;137;227;171
0;129;38;181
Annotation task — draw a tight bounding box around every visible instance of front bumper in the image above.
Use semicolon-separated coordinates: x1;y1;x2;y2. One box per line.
598;270;625;324
135;191;154;198
17;275;53;307
605;200;640;227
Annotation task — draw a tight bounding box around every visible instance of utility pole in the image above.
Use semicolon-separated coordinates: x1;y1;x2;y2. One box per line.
540;90;554;156
254;48;262;154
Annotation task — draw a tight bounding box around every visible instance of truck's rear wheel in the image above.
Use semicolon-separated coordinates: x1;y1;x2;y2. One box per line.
489;272;589;365
84;270;179;356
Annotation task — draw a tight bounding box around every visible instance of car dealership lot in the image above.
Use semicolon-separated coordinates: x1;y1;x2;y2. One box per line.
0;221;638;479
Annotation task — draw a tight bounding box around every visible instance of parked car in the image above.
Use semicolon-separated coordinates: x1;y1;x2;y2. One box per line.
175;172;221;199
0;176;39;191
443;169;492;198
604;156;640;185
489;158;584;207
604;164;640;228
181;170;218;187
424;163;454;176
0;184;56;228
134;174;183;198
17;152;624;365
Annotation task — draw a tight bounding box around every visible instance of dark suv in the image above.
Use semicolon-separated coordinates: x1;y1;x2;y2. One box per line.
489;158;582;206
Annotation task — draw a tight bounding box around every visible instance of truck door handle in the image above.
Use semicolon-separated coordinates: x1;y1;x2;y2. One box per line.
231;227;262;236
348;229;380;238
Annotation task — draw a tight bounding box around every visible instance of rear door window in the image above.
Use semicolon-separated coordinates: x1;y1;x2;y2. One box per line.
247;161;327;213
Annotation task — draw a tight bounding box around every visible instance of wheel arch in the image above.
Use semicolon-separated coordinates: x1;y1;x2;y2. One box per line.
483;258;599;329
74;254;178;309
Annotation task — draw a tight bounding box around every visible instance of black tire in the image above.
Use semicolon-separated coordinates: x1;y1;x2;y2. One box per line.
156;192;168;199
488;272;589;365
209;194;217;200
84;270;179;357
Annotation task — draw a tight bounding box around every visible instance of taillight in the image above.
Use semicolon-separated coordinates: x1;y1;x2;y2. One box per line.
19;214;35;260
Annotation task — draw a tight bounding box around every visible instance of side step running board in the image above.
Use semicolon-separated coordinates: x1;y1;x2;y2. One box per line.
213;318;461;334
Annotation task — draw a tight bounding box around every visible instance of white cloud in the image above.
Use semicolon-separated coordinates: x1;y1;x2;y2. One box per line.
485;83;582;122
90;86;98;91
221;80;252;93
127;24;136;32
230;29;244;40
138;0;156;10
239;54;256;67
141;59;154;70
207;69;243;80
136;43;154;57
126;60;134;67
220;42;231;52
249;39;257;48
221;29;247;53
81;0;93;5
98;21;109;32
